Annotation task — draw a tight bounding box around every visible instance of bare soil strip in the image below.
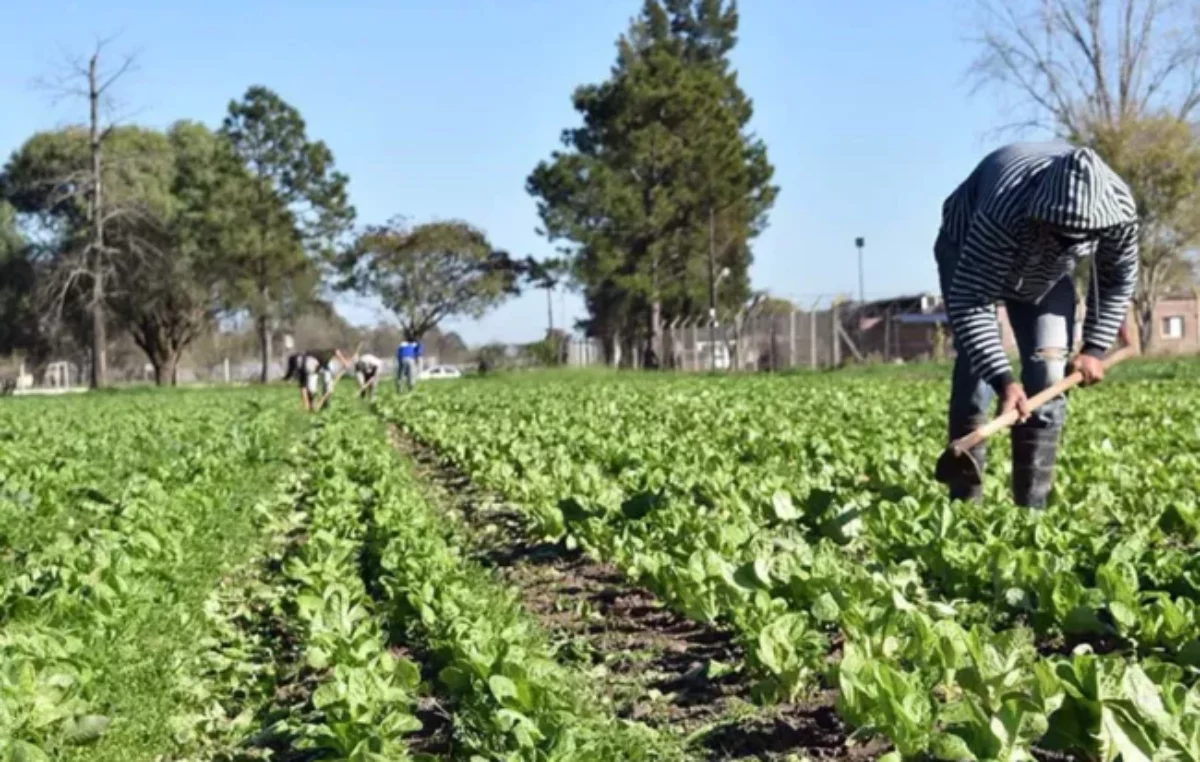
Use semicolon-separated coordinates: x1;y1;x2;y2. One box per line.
388;642;456;757
389;425;888;761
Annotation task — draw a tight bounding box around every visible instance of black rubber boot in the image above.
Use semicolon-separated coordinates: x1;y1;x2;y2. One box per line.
1011;427;1061;508
948;417;987;503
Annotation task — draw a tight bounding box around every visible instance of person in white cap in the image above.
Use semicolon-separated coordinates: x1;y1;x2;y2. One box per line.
354;352;384;400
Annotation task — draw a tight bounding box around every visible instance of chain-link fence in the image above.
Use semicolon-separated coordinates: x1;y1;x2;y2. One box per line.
664;305;845;371
563;293;955;371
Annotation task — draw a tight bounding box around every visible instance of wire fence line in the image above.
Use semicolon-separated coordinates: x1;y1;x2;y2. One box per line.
564;292;952;371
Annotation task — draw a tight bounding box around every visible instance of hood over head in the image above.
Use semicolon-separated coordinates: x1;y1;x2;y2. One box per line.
1026;146;1137;232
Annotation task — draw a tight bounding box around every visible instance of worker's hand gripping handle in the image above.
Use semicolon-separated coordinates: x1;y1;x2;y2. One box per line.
949;344;1137;455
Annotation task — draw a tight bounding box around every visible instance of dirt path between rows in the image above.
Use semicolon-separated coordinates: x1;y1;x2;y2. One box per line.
388;425;887;762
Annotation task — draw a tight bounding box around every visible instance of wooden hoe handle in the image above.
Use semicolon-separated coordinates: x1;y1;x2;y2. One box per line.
313;342;363;412
950;345;1137;454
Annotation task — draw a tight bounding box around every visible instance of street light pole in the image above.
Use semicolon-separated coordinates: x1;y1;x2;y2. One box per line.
855;236;865;306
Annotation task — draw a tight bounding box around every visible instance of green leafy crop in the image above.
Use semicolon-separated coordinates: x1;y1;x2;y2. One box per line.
379;368;1200;760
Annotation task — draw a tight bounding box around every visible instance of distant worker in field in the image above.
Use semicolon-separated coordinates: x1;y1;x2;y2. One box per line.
396;340;422;392
935;141;1138;507
354;352;384;400
284;348;350;411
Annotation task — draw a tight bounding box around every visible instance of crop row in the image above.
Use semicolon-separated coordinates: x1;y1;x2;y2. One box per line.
166;395;687;761
0;390;303;761
380;373;1200;759
327;402;688;761
384;375;1200;661
168;417;426;761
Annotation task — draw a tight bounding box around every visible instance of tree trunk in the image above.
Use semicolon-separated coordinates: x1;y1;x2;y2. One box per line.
258;314;272;383
168;352;180;386
90;277;106;389
1136;299;1155;354
546;287;554;334
88;53;107;390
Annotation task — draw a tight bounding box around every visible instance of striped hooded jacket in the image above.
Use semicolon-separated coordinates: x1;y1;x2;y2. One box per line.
938;142;1139;392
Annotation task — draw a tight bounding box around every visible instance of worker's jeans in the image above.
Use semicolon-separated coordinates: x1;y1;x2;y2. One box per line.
935;231;1075;506
397;358;417;392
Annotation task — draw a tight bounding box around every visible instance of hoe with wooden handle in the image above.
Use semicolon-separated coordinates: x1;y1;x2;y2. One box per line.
934;345;1137;487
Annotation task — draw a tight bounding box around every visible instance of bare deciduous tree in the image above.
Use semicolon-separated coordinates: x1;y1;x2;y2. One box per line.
968;0;1200;133
967;0;1200;348
27;36;141;387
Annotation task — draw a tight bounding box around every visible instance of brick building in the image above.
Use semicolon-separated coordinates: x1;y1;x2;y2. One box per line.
1146;292;1200;354
850;290;1200;360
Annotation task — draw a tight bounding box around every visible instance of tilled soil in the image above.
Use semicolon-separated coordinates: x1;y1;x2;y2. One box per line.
389;425;889;761
389;644;456;757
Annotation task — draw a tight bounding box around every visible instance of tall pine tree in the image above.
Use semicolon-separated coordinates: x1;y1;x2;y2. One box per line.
528;0;776;364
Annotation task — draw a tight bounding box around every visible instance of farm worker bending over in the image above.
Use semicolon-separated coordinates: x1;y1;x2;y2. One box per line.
935;142;1138;507
284;348;350;411
396;340;421;392
355;353;384;400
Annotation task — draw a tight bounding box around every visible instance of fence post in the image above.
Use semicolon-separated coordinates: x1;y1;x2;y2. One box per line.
789;309;797;368
676;316;686;372
732;309;744;371
884;308;892;362
684;320;691;370
688;318;695;369
832;301;841;366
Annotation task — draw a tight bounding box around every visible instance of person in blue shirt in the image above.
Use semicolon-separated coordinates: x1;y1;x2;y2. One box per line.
396;340;422;392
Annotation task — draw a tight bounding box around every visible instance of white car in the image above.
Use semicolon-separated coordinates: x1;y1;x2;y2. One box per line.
420;365;462;381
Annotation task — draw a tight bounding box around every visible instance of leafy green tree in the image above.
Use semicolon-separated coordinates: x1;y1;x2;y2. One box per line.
1075;114;1200;349
2;125;176;378
337;218;519;342
521;328;570;367
528;0;776;365
219;86;355;381
106;121;253;385
0;201;47;362
475;341;509;375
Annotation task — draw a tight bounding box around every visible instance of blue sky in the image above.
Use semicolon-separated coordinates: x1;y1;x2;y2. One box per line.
1;1;1049;345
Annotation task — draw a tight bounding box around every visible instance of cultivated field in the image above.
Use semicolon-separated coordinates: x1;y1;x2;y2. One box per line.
2;360;1198;761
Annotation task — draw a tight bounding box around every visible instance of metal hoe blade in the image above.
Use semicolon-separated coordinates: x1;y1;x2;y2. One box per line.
934;445;983;487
